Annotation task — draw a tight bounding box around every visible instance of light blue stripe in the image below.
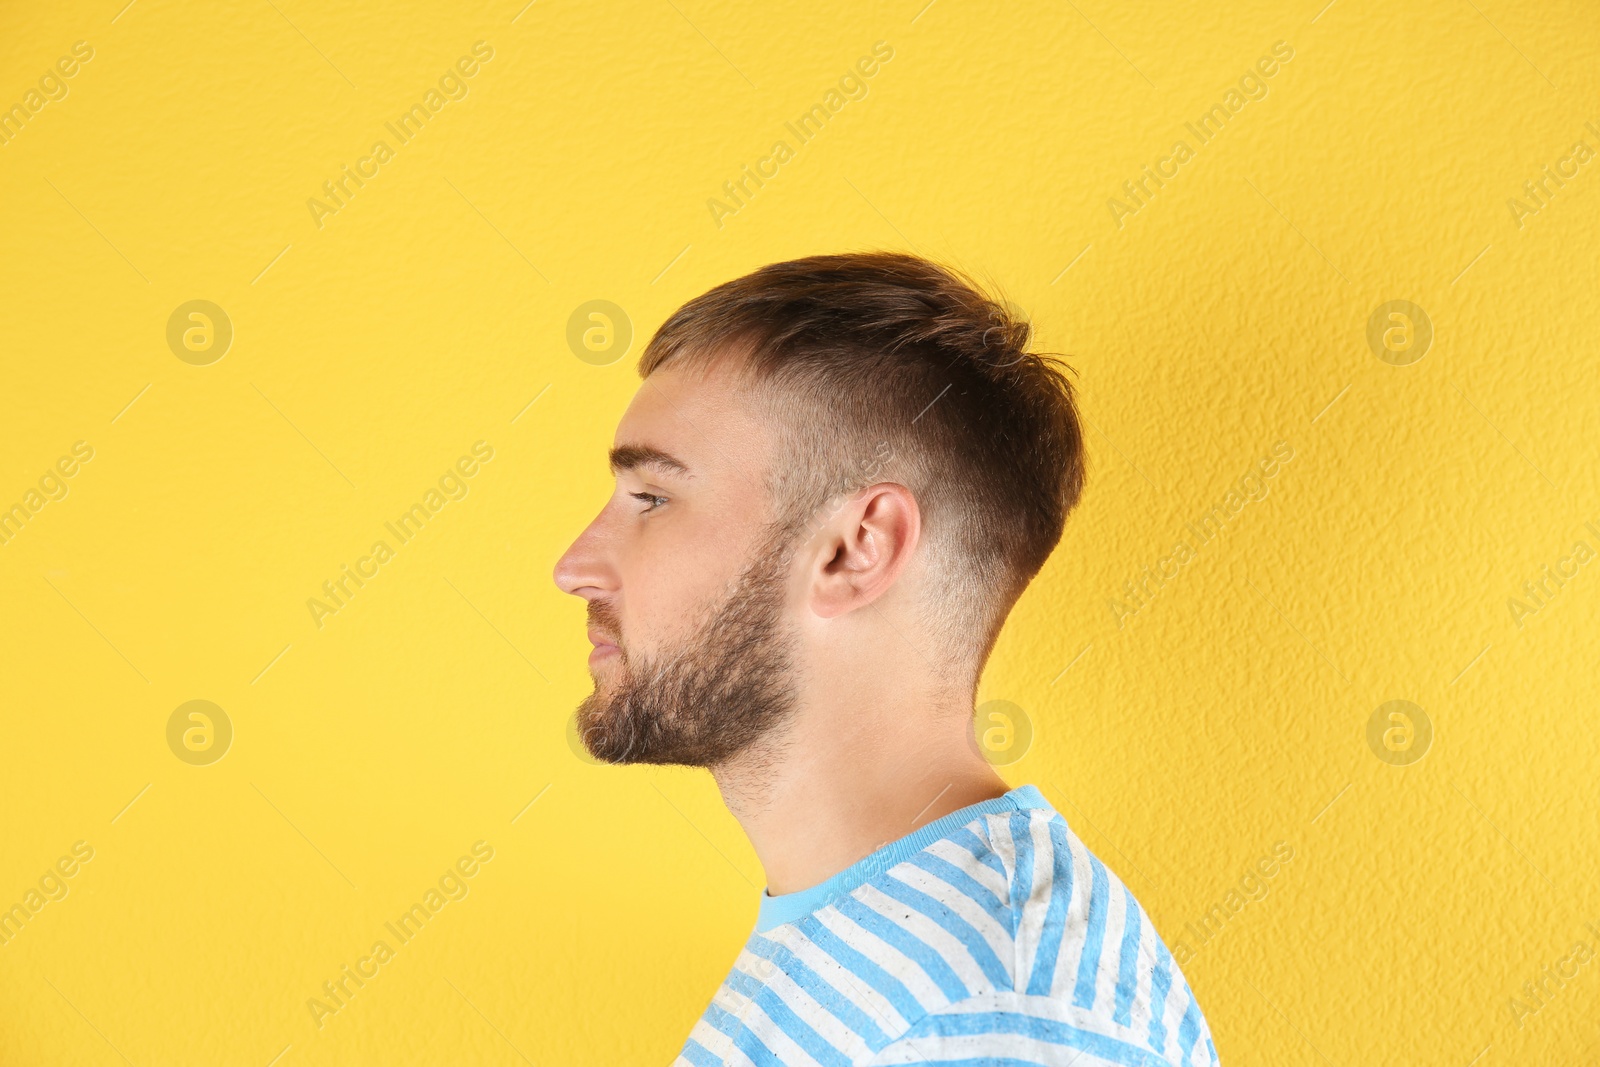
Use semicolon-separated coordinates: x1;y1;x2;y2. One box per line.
1071;854;1112;1009
837;896;969;1002
1206;1036;1218;1065
795;913;925;1024
1112;884;1142;1025
678;1037;722;1067
876;872;1012;989
1178;990;1201;1067
1006;812;1035;942
723;968;853;1067
896;1009;1180;1067
1147;938;1173;1053
1025;817;1074;995
747;934;890;1047
905;851;1009;929
945;826;1009;883
703;1001;782;1066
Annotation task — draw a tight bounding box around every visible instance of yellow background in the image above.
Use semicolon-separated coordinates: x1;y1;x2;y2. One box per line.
2;0;1597;1063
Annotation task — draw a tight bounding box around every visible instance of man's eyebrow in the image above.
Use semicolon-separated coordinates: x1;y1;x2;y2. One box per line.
608;444;692;478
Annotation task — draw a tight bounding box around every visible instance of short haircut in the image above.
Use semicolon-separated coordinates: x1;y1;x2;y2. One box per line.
638;251;1087;665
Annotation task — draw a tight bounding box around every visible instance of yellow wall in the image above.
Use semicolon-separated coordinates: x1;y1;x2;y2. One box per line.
2;1;1597;1063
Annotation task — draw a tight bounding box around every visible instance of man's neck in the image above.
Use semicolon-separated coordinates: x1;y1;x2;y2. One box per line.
711;692;1010;897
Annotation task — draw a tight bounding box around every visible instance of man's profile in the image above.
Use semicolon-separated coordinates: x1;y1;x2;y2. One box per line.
554;253;1218;1066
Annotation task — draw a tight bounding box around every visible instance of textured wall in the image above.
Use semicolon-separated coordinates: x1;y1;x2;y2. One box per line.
2;1;1597;1064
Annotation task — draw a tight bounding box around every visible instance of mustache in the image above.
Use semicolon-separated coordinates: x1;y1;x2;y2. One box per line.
586;600;624;645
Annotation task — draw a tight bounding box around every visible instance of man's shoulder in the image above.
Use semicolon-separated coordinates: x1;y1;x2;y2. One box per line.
741;803;1216;1065
676;799;1218;1066
951;804;1216;1062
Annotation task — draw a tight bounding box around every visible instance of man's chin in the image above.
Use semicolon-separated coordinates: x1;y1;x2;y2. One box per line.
574;701;696;767
572;705;621;763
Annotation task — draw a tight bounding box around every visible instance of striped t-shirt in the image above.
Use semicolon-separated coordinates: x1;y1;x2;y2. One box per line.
675;784;1218;1067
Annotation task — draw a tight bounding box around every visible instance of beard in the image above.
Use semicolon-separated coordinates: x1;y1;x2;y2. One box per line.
574;526;801;767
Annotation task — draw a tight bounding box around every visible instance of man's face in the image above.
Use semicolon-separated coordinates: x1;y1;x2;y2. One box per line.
552;359;802;766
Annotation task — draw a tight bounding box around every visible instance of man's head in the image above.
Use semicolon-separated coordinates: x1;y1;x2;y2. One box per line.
554;252;1086;768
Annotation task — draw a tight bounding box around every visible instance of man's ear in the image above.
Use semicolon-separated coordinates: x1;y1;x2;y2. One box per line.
809;483;921;619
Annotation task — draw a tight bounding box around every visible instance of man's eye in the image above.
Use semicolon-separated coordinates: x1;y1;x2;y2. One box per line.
631;491;668;513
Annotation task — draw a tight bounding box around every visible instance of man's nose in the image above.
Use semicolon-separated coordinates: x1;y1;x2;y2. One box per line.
553;518;615;600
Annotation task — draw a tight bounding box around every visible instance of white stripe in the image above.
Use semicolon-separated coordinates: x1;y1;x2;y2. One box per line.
683;1013;760;1067
1155;974;1191;1056
983;811;1019;887
855;882;991;998
887;857;1013;969
925;835;1008;902
750;957;875;1061
871;1030;1062;1065
814;904;945;1014
709;984;826;1067
1011;811;1057;988
779;924;912;1036
1171;966;1216;1066
1124;899;1159;1040
1050;825;1097;996
1094;875;1130;1014
871;990;1172;1065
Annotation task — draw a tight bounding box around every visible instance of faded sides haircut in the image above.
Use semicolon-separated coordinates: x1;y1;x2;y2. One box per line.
638;251;1087;667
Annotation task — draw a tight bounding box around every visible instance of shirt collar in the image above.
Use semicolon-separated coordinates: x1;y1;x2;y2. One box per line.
755;783;1049;932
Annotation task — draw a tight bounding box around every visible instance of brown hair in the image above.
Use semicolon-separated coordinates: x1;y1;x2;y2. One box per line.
639;251;1087;664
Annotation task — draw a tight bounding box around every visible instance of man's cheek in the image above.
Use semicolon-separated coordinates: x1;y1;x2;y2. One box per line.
638;579;707;657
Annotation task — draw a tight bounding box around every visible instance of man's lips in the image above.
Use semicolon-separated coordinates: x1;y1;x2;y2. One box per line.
587;629;620;665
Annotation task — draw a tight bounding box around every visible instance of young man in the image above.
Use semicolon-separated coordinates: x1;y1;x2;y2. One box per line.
554;253;1218;1066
